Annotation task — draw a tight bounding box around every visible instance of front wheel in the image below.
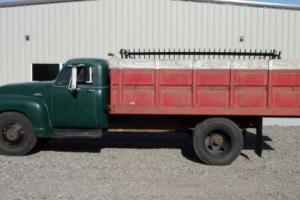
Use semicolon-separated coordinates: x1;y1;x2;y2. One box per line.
0;112;37;156
193;118;243;165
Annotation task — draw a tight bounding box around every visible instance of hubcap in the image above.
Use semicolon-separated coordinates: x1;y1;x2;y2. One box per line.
1;122;24;144
211;134;224;146
6;129;19;141
205;132;230;155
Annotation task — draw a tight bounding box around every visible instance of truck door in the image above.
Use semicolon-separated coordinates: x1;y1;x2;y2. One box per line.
51;66;98;128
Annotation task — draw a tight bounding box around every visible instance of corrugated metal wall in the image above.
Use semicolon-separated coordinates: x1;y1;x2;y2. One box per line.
0;0;299;85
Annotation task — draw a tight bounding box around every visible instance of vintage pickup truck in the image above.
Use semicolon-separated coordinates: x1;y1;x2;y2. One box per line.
0;55;299;165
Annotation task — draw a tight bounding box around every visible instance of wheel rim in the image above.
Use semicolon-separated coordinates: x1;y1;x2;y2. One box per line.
1;121;25;145
204;131;231;156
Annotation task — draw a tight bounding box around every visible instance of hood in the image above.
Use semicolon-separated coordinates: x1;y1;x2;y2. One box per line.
0;81;54;97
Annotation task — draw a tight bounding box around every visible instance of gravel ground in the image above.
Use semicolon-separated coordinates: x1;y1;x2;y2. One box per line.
0;126;300;200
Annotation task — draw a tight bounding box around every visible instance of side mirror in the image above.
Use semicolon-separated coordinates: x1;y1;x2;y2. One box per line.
68;67;77;91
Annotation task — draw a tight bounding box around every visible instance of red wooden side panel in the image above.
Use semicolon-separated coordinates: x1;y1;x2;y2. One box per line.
122;70;155;85
123;86;155;106
233;87;267;107
196;87;230;107
196;70;230;85
233;70;268;86
159;70;192;106
271;71;300;86
122;69;155;106
159;70;192;85
196;70;230;107
110;69;120;106
160;86;192;106
271;88;300;107
232;70;268;107
271;71;300;107
110;68;300;116
111;86;119;106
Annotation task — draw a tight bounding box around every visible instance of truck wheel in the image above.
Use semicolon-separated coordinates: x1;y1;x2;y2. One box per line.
193;118;243;165
0;112;37;156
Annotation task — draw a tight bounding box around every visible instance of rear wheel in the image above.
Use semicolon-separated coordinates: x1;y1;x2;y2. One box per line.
193;118;243;165
0;112;37;156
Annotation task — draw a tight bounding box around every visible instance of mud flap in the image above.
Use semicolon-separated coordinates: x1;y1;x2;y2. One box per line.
255;117;263;157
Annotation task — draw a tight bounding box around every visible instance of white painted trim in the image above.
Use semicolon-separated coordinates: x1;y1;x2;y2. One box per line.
59;63;63;70
270;60;300;70
30;63;33;82
70;67;77;89
193;60;231;69
109;59;300;70
157;60;193;69
231;60;269;70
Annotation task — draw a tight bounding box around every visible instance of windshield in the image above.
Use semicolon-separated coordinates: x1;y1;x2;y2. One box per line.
55;67;72;85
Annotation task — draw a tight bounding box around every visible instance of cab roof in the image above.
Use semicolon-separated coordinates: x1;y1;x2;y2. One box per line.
65;58;108;67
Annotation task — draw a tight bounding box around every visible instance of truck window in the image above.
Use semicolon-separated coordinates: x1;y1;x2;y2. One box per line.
77;67;93;85
56;67;72;85
56;66;93;86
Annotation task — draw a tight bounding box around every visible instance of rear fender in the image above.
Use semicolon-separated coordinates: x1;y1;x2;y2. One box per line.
0;95;53;137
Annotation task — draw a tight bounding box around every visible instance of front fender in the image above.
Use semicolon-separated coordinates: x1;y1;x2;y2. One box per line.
0;95;53;137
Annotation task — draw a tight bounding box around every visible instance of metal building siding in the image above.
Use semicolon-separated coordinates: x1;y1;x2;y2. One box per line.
0;0;300;85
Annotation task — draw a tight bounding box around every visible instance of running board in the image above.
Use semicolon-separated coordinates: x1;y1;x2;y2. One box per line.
50;129;103;139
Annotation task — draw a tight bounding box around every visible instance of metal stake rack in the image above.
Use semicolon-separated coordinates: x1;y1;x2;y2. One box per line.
120;48;282;60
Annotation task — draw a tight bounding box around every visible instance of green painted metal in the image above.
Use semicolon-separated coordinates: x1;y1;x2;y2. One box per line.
0;95;53;137
52;58;109;129
0;58;110;137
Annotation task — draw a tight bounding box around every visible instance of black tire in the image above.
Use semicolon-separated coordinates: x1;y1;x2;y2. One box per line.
0;112;37;156
193;118;243;165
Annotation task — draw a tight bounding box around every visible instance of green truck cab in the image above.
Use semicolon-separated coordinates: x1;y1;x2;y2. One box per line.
0;59;109;156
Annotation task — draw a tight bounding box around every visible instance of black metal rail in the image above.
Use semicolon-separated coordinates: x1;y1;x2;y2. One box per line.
120;49;281;60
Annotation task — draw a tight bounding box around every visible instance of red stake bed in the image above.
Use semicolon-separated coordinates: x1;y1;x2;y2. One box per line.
109;59;300;117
